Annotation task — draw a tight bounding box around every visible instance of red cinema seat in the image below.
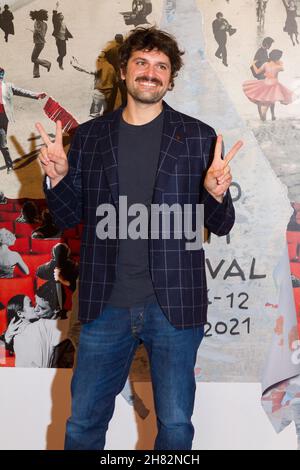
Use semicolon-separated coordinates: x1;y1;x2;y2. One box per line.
2;353;15;368
0;212;19;222
0;276;35;306
0;203;14;212
0;221;14;232
36;277;47;289
0;308;6;334
12;200;25;212
67;238;81;256
77;224;83;238
15;223;39;237
10;237;30;254
31;238;61;254
16;254;50;278
63;228;78;239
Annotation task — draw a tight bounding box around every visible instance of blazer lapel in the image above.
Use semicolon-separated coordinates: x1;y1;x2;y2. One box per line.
152;101;186;205
100;107;122;212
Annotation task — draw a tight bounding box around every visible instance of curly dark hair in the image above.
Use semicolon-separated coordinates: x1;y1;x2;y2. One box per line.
118;26;184;89
30;9;48;21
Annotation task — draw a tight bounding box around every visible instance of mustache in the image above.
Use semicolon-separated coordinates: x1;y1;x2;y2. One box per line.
135;76;162;86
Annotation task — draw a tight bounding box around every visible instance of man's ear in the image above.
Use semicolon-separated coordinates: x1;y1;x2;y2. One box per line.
17;311;23;319
120;66;126;81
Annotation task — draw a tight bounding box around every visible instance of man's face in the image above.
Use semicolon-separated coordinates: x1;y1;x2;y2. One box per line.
34;295;53;319
19;296;38;321
121;49;173;105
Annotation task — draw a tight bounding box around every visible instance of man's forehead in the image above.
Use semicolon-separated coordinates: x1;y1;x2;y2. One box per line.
130;49;170;64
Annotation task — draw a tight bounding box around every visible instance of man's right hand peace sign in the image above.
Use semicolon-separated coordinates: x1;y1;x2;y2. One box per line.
35;120;69;188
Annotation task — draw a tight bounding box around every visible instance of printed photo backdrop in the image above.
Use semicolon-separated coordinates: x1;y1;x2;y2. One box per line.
0;0;300;444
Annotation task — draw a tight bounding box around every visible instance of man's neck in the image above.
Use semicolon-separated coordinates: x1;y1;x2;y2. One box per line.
122;97;163;125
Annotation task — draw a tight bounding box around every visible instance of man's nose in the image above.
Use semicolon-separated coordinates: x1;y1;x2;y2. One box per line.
143;63;157;77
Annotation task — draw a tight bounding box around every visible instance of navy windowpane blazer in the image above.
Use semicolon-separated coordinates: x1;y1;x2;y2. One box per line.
44;101;235;329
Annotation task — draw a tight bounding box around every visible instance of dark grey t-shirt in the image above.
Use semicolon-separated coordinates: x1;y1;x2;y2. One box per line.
107;110;164;308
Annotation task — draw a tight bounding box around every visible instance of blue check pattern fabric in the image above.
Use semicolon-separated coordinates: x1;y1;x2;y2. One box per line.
44;101;235;328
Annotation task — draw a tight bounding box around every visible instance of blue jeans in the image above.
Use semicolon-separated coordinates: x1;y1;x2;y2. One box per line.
65;300;204;450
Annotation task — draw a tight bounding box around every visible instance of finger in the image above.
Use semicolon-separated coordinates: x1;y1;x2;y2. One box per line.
218;176;232;186
47;152;64;164
218;178;231;186
211;169;224;178
213;135;223;162
222;165;231;177
35;122;52;146
224;140;244;166
39;146;50;165
217;167;231;183
55;120;63;146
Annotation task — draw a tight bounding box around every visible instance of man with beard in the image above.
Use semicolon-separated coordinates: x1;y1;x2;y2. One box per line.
36;27;243;450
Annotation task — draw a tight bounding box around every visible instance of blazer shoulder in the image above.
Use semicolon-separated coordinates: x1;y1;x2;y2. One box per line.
76;108;121;137
176;110;217;139
75;116;107;138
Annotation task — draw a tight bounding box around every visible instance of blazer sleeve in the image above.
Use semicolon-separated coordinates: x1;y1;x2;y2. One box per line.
200;130;235;237
43;128;83;230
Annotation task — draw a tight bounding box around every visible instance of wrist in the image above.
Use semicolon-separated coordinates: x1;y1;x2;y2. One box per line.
204;185;224;204
214;195;224;204
205;189;224;204
50;175;65;188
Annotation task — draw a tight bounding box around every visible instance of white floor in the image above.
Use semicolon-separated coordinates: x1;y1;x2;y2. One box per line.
0;369;296;450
